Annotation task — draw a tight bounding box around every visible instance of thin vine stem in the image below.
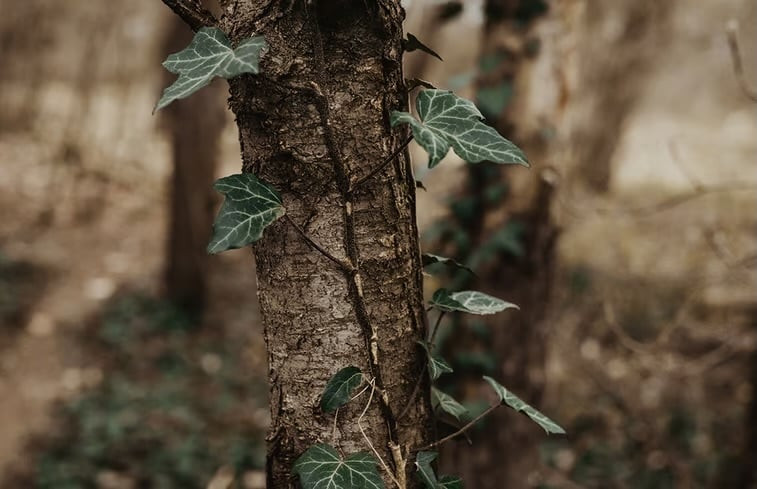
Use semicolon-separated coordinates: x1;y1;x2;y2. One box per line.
332;408;340;446
417;403;501;451
358;378;402;489
398;311;445;421
397;365;425;421
428;310;446;346
161;0;217;31
351;136;413;191
284;214;353;272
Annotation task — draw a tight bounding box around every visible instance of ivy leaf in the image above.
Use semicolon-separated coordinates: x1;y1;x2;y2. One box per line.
483;376;566;435
489;221;525;258
417;341;453;381
432;387;468;421
469;221;525;270
439;475;464;488
415;451;439;488
207;173;285;254
429;289;518;315
320;366;363;413
476;81;513;119
390;90;528;168
403;33;443;61
422;253;475;275
415;452;463;489
156;27;267;111
293;444;384;489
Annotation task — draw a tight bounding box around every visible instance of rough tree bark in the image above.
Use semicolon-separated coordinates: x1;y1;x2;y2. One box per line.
161;15;225;316
204;1;434;487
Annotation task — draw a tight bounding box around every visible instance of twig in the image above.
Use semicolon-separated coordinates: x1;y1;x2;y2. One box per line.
557;180;757;220
726;20;757;102
332;408;340;445
599;183;757;217
667;141;703;190
398;311;445;421
668;140;749;270
284;214;353;272
352;136;414;191
428;311;446;346
358;379;402;489
160;0;217;31
397;363;426;421
350;382;372;402
417;403;501;450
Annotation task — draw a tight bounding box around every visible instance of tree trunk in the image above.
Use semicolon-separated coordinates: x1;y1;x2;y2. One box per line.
162;16;225;316
438;2;559;487
738;311;757;488
440;172;557;489
565;0;671;193
219;1;433;487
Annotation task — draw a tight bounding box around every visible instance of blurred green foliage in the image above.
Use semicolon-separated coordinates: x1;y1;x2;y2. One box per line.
24;294;266;488
537;401;743;488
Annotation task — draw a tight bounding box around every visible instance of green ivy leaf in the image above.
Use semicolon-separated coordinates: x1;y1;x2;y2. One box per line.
156;27;267;111
390;90;528;168
415;451;439;488
429;289;518;315
476;81;513;119
293;444;384;489
421;253;475;275
320;366;363;413
415;452;463;489
403;33;443;61
479;52;506;74
432;387;468;421
417;341;453;380
439;475;464;488
483;376;565;435
207;173;285;254
489;221;525;257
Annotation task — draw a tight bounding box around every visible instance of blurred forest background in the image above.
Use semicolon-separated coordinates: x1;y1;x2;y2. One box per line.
0;0;755;488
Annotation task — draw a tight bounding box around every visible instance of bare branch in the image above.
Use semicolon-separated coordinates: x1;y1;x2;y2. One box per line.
557;179;757;220
161;0;217;31
726;20;757;102
417;403;501;451
357;379;402;489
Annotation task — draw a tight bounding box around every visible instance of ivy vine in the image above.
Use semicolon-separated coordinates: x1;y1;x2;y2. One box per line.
156;25;564;489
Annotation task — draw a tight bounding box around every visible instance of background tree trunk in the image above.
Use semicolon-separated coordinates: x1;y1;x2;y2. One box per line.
738;310;757;488
161;15;225;316
564;0;671;193
438;2;559;487
219;1;434;487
